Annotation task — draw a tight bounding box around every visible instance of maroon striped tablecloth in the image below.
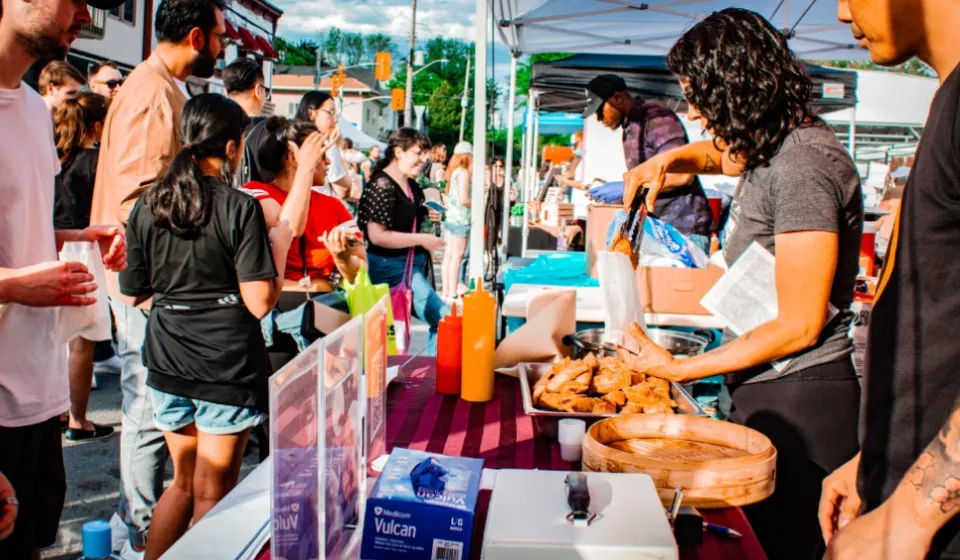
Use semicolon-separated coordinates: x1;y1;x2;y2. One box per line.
258;357;767;560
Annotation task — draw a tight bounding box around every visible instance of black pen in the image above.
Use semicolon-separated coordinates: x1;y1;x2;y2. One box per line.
704;522;743;540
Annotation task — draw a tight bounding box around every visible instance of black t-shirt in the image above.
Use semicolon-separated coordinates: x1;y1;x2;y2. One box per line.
859;63;960;534
53;148;99;230
240;117;270;185
120;177;277;409
357;170;428;258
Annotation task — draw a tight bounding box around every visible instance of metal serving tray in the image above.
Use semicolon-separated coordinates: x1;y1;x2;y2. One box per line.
517;362;707;440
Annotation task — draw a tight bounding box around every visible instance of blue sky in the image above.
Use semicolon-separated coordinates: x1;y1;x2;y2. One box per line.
270;0;515;85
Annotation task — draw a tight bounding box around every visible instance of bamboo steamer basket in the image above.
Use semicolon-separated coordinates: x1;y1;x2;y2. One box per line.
582;414;776;509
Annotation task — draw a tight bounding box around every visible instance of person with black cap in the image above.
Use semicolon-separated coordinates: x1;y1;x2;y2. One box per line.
585;74;714;251
0;0;128;557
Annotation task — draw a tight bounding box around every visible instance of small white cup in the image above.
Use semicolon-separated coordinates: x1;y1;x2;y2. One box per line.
558;419;586;462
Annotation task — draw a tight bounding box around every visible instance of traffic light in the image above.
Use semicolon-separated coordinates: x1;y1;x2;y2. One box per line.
391;88;405;111
331;64;346;97
375;52;392;81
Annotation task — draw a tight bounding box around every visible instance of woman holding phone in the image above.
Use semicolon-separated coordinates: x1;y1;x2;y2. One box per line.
242;116;367;369
357;128;450;355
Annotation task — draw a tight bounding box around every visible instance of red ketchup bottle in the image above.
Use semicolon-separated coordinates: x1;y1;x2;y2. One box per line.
436;302;463;395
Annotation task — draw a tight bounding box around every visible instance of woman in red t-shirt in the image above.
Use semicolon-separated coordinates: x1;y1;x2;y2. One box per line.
243;117;367;291
242;117;368;367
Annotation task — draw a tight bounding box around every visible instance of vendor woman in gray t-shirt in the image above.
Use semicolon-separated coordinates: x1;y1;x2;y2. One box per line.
618;9;862;560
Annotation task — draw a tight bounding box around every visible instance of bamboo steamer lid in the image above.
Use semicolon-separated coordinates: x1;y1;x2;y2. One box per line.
582;414;776;509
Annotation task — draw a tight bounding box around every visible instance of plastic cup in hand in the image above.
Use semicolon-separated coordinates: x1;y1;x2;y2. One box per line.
558;419;586;462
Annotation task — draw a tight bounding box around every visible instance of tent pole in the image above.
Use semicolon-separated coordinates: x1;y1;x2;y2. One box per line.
469;0;488;282
520;101;534;258
849;108;857;160
501;54;519;256
523;99;541;258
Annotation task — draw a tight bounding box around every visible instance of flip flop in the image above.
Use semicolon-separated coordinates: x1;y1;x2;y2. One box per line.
65;423;115;443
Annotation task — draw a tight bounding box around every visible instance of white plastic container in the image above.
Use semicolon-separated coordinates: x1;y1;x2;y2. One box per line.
482;470;678;560
558;419;586;462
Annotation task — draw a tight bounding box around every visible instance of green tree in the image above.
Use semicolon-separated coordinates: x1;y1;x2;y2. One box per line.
364;33;395;61
814;57;934;77
516;53;572;98
323;27;343;63
274;37;319;67
426;81;462;148
343;32;364;65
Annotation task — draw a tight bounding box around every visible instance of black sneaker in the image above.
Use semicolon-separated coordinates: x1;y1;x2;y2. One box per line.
65;423;115;443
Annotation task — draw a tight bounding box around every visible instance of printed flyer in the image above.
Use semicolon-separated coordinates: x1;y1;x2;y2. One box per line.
269;340;324;560
322;317;364;559
364;296;388;469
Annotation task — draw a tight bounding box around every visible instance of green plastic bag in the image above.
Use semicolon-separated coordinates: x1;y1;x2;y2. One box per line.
345;267;398;355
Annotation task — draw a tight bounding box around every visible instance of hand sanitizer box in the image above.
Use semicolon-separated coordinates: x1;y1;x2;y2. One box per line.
361;448;483;560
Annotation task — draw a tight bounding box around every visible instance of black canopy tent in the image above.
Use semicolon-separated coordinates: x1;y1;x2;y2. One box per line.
531;53;858;115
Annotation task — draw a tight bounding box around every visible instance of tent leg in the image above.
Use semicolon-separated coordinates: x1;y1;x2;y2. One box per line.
501;55;519;258
522;101;541;258
469;0;488;282
849;108;857;160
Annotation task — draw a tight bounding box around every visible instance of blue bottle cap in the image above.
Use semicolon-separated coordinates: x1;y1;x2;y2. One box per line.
82;520;112;559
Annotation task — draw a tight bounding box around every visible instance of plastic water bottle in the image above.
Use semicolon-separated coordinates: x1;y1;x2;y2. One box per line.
77;520;122;559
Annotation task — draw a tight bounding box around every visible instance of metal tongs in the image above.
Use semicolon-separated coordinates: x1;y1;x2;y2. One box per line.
614;186;650;267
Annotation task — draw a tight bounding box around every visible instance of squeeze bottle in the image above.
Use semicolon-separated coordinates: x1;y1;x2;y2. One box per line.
436;302;463;395
461;278;496;402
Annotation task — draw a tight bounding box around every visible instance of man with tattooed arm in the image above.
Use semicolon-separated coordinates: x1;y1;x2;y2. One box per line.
819;1;960;558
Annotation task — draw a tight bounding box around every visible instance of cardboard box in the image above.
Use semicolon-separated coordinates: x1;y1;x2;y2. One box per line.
586;204;621;278
540;203;574;227
636;265;725;315
360;448;483;560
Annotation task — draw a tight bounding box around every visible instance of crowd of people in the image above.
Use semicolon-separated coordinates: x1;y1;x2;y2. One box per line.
1;0;960;559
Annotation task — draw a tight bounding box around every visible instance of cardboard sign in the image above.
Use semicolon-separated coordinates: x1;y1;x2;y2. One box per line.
364;297;389;472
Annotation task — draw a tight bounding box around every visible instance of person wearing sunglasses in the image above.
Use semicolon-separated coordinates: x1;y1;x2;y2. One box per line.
585;73;714;253
88;60;123;100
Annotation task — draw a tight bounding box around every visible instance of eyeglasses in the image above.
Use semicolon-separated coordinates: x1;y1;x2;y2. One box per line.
211;30;228;47
96;79;123;89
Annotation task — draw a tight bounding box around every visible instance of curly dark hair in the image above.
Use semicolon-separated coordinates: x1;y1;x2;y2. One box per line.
667;8;812;170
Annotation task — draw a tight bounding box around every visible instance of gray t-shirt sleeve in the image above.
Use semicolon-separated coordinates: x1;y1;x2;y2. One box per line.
772;145;842;235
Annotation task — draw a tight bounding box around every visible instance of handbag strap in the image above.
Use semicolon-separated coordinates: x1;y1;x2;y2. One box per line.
400;177;418;289
299;237;311;302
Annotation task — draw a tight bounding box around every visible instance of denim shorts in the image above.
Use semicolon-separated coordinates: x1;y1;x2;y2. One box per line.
150;388;265;435
443;222;470;238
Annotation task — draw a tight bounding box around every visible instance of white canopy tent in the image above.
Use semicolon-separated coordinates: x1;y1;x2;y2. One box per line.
467;0;871;272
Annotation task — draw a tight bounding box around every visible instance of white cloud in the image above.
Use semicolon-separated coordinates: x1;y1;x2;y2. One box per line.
273;0;478;43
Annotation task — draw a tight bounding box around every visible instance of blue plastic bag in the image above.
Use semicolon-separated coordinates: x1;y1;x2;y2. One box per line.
503;252;599;294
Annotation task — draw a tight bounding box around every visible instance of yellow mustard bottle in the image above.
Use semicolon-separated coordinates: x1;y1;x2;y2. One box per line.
460;277;496;402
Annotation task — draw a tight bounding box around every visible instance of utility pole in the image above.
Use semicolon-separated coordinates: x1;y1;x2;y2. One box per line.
458;57;471;142
403;0;417;127
315;45;322;88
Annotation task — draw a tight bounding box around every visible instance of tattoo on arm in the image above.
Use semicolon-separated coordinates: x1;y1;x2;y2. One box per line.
907;405;960;514
703;153;718;173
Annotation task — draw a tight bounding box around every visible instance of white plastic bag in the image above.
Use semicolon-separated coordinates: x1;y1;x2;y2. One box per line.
597;251;646;350
639;216;709;269
58;241;111;343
